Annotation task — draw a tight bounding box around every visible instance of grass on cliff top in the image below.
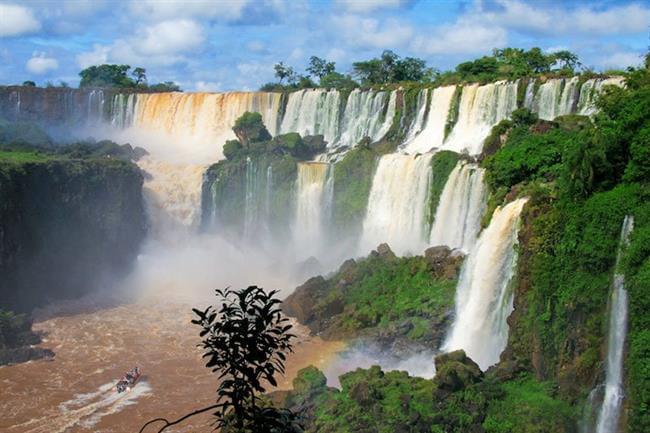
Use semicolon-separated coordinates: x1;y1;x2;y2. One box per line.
0;150;62;163
331;255;457;335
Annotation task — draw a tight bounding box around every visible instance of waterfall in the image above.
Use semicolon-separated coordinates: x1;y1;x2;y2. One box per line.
339;90;396;150
137;158;207;234
293;162;332;258
534;78;580;120
523;80;536;110
358;153;433;256
593;215;634;433
279;89;340;144
578;77;626;116
429;162;487;253
442;81;518;155
442;198;528;370
125;92;282;161
402;85;456;154
402;89;429;144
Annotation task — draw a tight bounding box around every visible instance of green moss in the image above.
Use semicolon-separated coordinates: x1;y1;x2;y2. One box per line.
427;151;460;227
444;85;463;140
483;376;575;433
331;145;377;239
0;150;61;163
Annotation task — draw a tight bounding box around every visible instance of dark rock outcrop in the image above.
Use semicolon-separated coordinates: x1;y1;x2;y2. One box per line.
0;311;54;365
0;158;147;312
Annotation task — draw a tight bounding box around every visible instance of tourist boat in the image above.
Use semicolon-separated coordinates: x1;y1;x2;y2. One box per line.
114;366;141;393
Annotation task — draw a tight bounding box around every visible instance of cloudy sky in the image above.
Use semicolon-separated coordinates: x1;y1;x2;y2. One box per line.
0;0;648;91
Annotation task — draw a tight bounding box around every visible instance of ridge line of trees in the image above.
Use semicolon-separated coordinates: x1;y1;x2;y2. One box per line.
261;47;633;92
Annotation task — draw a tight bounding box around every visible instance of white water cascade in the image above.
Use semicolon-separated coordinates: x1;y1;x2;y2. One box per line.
429;162;487;253
279;89;341;144
594;215;634;433
358;153;433;256
339;90;397;151
442;198;528;370
293;162;333;259
402;85;457;154
403;89;429;144
578;77;626;116
442;81;518;155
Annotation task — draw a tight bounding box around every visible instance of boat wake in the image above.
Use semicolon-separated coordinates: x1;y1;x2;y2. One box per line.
10;381;151;433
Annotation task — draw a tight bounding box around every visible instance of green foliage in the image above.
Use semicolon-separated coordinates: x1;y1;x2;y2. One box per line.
428;151;460;226
189;286;298;432
319;72;359;90
233;112;272;147
483;376;575;433
306;56;336;80
483;126;568;192
22;80;36;87
352;50;435;85
78;64;181;91
331;145;377;238
79;64;134;88
223;139;244;160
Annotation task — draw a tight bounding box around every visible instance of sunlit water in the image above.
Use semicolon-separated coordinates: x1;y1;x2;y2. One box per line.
0;298;344;433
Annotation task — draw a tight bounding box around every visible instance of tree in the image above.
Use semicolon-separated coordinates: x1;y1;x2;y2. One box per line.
140;286;299;433
306;56;335;80
79;64;135;88
274;62;296;84
524;47;553;73
22;80;36;87
551;50;581;72
319;72;358;90
132;67;147;85
352;50;432;85
148;81;181;92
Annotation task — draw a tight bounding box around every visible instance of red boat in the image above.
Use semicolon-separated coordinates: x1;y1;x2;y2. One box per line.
115;366;141;393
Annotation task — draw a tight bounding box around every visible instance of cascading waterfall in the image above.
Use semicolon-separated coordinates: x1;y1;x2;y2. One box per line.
578;77;626;116
120;92;282;161
279;89;340;144
293;162;332;258
402;89;429;144
339;90;397;150
429;161;487;252
358;153;433;256
592;215;634;433
534;78;580;120
442;81;518;155
402;85;456;154
442;198;528;370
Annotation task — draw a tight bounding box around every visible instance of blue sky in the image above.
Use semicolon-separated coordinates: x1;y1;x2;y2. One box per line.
0;0;648;91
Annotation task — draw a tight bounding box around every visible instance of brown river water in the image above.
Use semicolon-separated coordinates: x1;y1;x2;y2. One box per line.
0;300;345;433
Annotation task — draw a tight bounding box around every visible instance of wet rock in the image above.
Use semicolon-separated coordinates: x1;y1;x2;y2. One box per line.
282;276;327;324
425;245;465;279
433;350;483;395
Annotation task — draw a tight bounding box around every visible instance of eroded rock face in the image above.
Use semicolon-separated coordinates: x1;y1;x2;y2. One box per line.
0;311;54;365
424;245;465;279
283;243;465;356
0;159;147;312
433;350;483;395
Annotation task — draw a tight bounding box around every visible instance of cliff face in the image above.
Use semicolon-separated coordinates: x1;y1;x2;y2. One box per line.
0;157;147;312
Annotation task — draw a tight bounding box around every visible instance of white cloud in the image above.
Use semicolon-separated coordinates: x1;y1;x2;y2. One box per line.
247;40;267;53
76;44;109;69
411;18;507;55
598;51;644;69
75;20;205;68
336;0;412;14
480;0;650;36
195;81;221;92
0;3;41;37
26;52;58;74
138;20;205;56
333;15;413;49
129;0;249;21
